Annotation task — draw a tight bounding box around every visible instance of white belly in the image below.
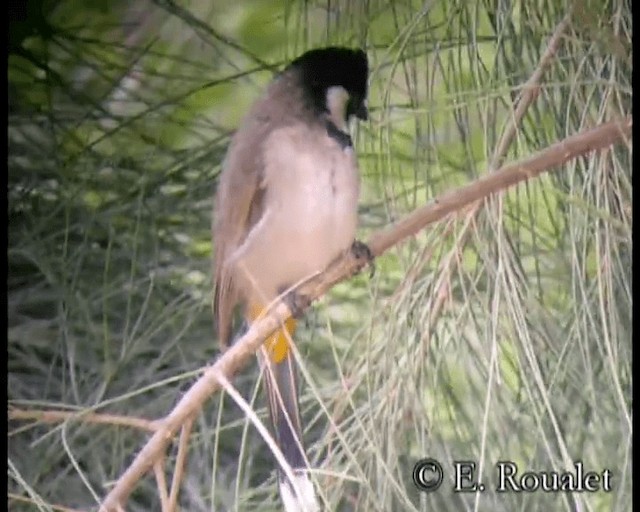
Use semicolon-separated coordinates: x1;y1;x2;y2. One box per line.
231;125;360;304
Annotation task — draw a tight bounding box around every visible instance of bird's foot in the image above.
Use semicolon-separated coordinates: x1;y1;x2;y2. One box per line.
351;240;376;278
280;288;312;318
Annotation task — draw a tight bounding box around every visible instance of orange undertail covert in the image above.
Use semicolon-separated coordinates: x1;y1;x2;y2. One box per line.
249;304;297;363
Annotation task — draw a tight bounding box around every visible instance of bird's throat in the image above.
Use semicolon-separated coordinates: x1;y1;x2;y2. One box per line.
325;120;352;149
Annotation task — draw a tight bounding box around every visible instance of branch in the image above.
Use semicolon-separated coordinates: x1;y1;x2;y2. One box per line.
99;116;631;511
8;407;159;433
426;10;573;343
366;118;631;256
489;11;572;170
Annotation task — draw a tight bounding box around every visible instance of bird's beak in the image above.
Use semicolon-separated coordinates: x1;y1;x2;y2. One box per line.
355;100;368;121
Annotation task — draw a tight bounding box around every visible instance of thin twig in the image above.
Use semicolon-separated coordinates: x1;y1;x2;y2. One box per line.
154;458;170;512
426;11;574;333
168;417;194;511
8;407;159;433
8;493;86;512
490;11;573;170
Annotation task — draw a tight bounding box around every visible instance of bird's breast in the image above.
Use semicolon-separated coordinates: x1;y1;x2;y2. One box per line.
234;126;360;300
267;131;359;245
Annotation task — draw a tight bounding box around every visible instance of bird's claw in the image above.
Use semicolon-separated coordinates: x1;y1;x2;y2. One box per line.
282;289;312;318
351;240;376;278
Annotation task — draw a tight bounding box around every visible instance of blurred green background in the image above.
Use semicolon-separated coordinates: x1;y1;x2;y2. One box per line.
8;1;632;511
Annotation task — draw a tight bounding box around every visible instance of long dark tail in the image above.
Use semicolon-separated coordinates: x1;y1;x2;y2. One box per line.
261;348;318;511
263;350;306;469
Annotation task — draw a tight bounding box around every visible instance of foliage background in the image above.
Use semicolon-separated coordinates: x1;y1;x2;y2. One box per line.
8;0;632;511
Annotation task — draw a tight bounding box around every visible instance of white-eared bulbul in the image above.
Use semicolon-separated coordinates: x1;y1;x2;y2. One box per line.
213;47;369;512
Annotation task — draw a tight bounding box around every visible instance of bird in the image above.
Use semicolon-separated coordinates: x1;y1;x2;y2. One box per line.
212;46;369;511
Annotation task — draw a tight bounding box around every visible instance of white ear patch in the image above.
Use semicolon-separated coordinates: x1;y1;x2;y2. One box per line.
325;85;350;130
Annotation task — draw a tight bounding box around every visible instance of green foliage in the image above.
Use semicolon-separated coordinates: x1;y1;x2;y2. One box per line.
8;1;631;511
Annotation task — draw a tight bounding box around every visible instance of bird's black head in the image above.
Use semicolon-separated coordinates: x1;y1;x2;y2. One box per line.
287;47;369;122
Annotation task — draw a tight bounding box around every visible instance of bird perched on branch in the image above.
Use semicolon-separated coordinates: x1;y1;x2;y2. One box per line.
213;46;369;512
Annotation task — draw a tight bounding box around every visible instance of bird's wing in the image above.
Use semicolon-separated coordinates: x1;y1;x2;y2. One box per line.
213;115;269;348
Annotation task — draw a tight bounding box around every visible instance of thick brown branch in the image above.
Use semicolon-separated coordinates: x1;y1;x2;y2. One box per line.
99;116;631;511
367;118;632;256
